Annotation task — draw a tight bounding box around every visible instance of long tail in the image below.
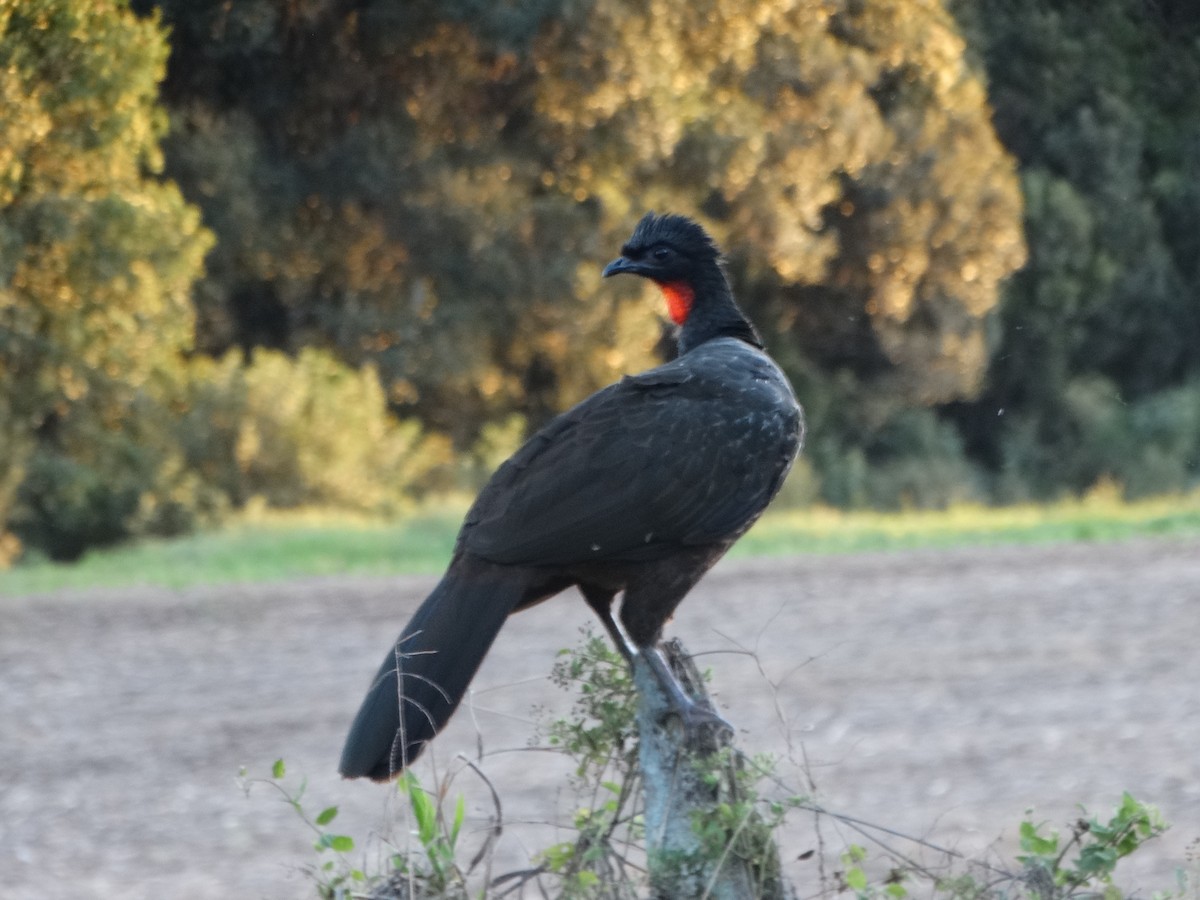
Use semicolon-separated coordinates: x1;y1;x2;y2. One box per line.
339;557;531;781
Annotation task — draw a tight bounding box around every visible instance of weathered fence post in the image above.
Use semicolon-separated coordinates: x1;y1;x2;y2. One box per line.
633;639;791;899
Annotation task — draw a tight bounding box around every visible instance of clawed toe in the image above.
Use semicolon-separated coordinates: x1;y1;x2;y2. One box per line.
663;697;735;736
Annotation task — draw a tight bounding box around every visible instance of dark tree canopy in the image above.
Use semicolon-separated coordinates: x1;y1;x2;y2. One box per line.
948;0;1200;499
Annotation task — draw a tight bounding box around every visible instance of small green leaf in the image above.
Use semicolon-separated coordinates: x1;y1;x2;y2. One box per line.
846;867;868;891
409;787;437;845
1078;844;1118;875
845;844;868;864
450;793;465;847
1117;792;1141;820
316;832;356;853
272;759;286;779
1020;820;1058;856
315;806;338;826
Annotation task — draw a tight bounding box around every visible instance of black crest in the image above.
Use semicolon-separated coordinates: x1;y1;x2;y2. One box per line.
623;212;723;263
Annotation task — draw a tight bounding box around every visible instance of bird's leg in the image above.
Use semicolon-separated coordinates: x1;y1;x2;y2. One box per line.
580;586;635;664
583;586;731;734
639;643;734;735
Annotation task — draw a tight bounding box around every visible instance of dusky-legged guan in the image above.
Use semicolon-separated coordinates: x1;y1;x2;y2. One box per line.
339;213;804;781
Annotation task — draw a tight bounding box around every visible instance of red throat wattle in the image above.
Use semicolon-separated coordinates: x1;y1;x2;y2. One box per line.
657;281;694;326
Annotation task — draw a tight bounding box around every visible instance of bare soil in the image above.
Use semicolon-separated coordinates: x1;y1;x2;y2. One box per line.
2;537;1198;899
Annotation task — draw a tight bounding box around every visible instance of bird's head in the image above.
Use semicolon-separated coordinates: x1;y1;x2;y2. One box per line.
602;212;725;327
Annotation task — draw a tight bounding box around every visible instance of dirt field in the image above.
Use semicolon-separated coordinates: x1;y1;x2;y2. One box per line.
2;536;1198;899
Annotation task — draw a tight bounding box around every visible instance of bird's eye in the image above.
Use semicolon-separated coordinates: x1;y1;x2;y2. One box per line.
652;246;671;261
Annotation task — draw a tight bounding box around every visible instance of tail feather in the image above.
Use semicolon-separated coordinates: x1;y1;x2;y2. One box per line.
339;559;529;780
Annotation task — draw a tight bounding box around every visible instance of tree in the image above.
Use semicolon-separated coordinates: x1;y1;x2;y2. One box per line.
141;0;1023;512
947;0;1200;499
533;0;1026;505
0;0;212;559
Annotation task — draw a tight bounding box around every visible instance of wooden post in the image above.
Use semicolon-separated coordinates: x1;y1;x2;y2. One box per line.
633;639;791;900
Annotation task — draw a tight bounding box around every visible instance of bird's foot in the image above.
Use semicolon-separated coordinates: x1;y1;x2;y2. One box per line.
664;694;735;737
639;644;735;737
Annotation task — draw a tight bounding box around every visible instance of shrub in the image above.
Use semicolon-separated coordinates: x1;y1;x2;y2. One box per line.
180;348;454;515
862;410;984;510
1119;380;1200;499
9;348;456;561
11;384;227;561
995;376;1200;502
811;408;982;510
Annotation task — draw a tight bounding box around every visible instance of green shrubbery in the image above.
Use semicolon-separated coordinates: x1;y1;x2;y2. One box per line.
0;0;211;561
992;378;1200;504
11;348;455;561
180;348;453;515
810;408;984;510
11;384;226;560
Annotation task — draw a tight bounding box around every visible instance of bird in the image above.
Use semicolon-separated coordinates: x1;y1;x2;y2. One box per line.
339;212;804;781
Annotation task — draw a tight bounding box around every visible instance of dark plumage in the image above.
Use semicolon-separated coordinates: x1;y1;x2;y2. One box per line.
340;213;804;781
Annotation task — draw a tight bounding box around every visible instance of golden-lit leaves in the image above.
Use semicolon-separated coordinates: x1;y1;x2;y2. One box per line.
528;0;1023;404
0;0;212;547
130;0;1024;481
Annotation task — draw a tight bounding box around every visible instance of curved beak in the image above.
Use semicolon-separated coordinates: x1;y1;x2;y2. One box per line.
602;256;638;278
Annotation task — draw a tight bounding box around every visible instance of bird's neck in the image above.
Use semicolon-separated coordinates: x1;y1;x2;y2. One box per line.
675;266;762;356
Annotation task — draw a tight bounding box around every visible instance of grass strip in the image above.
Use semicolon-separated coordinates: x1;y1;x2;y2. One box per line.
3;489;1199;596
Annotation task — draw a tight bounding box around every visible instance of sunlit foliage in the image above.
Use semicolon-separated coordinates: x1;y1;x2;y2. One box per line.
0;0;211;559
0;0;450;561
536;0;1024;406
150;0;1023;453
180;348;453;514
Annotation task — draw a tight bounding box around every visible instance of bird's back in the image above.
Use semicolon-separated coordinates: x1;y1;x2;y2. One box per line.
462;337;803;568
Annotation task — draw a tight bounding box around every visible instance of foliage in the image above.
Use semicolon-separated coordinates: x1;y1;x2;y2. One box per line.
179;347;454;514
536;0;1025;399
0;0;212;558
144;0;1022;460
6;0;1200;556
0;0;457;563
991;377;1200;502
1016;793;1167;898
239;759;366;898
394;770;470;897
243;759;479;899
538;633;644;897
814;407;983;509
687;746;799;897
945;0;1200;502
11;381;228;560
825;793;1175;900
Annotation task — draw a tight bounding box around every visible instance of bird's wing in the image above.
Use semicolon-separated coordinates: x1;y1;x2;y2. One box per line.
462;352;800;566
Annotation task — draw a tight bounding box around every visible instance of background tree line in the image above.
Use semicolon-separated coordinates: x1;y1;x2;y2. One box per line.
1;0;1197;563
